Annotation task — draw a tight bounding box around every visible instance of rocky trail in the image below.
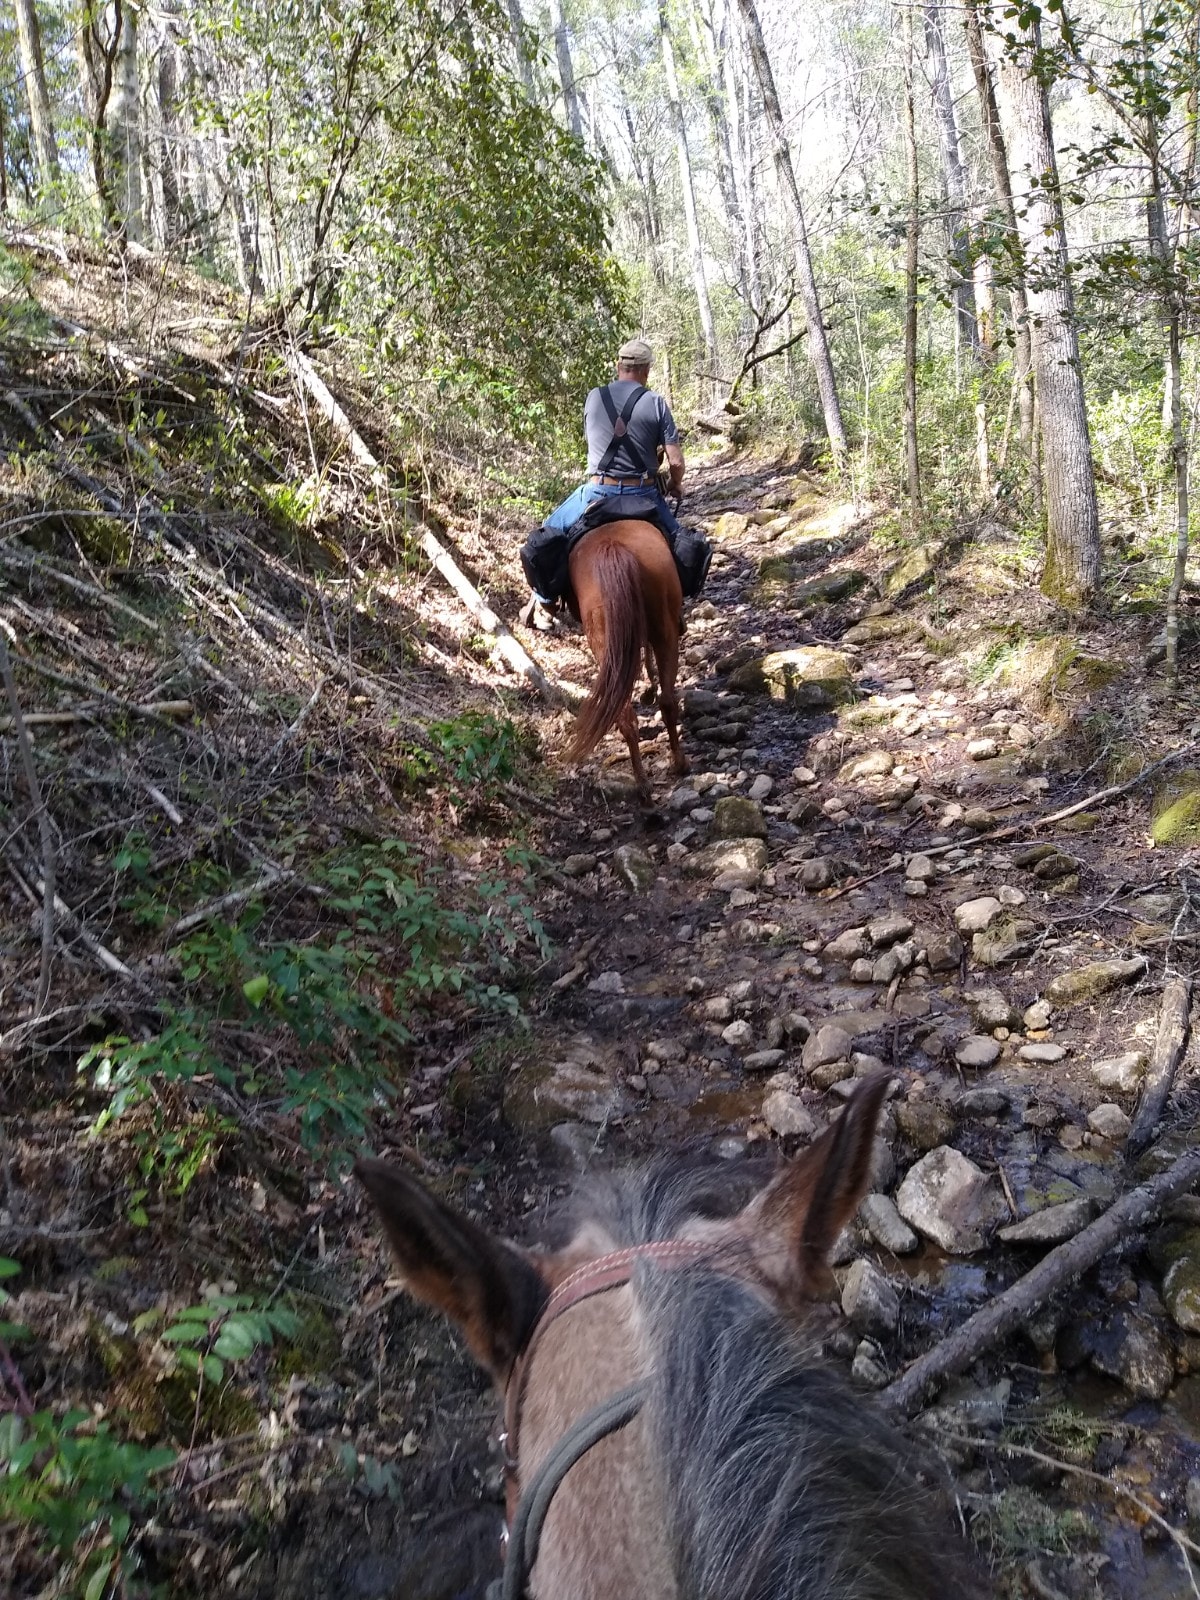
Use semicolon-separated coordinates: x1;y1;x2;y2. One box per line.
468;451;1200;1600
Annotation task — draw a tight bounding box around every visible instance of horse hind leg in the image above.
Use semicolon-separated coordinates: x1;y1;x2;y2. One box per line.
617;698;651;798
639;642;658;706
653;623;687;777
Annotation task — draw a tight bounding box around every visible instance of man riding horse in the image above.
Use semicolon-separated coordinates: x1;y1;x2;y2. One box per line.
520;338;690;629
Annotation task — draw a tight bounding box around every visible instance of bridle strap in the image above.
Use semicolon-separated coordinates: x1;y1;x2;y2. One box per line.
497;1238;713;1594
498;1380;647;1600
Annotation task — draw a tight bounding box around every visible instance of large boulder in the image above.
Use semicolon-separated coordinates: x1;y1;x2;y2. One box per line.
1151;770;1200;846
727;645;855;707
683;838;770;879
882;542;941;597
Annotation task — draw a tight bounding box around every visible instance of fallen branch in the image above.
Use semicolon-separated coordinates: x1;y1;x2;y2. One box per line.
285;347;386;484
166;868;294;943
259;676;328;770
417;527;575;707
0;632;56;1012
1128;976;1194;1156
0;699;192;732
882;1141;1200;1416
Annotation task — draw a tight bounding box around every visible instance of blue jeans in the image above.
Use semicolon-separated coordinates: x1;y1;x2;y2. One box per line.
544;480;682;539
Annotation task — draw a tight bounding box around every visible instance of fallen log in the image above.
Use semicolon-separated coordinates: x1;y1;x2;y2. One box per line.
417;528;576;707
1128;976;1194;1156
882;1142;1200;1416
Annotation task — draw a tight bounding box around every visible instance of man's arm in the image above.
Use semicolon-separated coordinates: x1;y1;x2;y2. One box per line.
664;441;685;498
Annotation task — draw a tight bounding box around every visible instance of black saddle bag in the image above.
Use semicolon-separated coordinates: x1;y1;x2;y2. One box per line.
570;494;713;601
519;523;572;603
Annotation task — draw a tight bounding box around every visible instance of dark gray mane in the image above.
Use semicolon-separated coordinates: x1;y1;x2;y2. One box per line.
549;1159;988;1600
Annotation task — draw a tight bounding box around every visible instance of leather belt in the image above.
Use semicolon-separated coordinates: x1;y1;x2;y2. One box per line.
591;474;654;486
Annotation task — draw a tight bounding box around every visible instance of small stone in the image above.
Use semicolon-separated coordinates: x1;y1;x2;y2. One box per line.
859;1193;919;1254
722;1019;755;1048
972;916;1038;968
956;1035;1002;1069
839;750;896;782
925;932;964;972
793;766;817;784
704;996;734;1022
728;887;758;909
711;796;768;840
872;940;916;984
962;806;996;832
895;1099;955;1151
850;958;876;983
905;854;936;882
968;738;999;760
614;845;656;892
998;1198;1094;1245
644;1037;686;1064
810;1059;854;1090
1024;1000;1053;1031
903;880;927;897
799;858;835;891
1092;1052;1148;1093
1018;1042;1066;1064
744;1049;787;1073
747;774;774;801
1088;1103;1132;1141
896;1146;1006;1254
714;868;762;892
841;1258;900;1338
868;911;914;948
958;1086;1011;1117
1032;853;1079;881
955;896;1002;933
668;786;701;811
627;1074;648;1094
965;987;1017;1031
762;1090;818;1137
765;1017;786;1049
824;926;871;960
1008;723;1034;747
851;1340;890;1389
563;853;598;877
782;1011;812;1040
587;970;625;995
1046;958;1148;1008
998;885;1027;907
802;1023;854;1071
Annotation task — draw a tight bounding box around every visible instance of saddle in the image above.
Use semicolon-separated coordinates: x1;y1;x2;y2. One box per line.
520;495;712;609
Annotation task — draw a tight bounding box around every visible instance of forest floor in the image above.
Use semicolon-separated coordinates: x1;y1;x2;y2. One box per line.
3;234;1200;1599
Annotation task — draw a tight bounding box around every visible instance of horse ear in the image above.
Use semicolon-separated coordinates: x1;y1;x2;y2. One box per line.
744;1072;891;1295
355;1158;547;1382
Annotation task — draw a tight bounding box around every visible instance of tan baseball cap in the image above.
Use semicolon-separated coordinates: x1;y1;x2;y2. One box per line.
617;337;653;365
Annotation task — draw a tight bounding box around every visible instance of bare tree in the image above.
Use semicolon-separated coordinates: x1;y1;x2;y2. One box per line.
901;0;921;520
996;11;1099;608
548;0;582;138
923;2;977;360
504;0;534;96
962;0;1034;461
13;0;60;187
659;0;718;390
732;0;847;463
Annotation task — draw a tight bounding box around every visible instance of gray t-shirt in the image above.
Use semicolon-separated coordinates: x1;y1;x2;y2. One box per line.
584;380;679;477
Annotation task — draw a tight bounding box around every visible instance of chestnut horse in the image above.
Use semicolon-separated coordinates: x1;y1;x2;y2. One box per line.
355;1075;988;1600
564;520;687;798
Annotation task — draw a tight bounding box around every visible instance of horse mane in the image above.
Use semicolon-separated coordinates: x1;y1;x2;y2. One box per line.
544;1158;988;1600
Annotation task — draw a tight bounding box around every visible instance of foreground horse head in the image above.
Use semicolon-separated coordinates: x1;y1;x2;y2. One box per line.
356;1075;988;1600
564;519;686;799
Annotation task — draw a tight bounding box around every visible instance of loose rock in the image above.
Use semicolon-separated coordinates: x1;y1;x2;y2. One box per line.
802;1023;854;1071
1046;957;1148;1008
954;896;1002;934
1088;1103;1132;1141
998;1198;1094;1245
762;1091;819;1138
841;1259;900;1339
1092;1052;1148;1093
614;844;656;893
956;1035;1002;1069
896;1146;1006;1253
859;1193;919;1254
711;796;768;840
1018;1043;1066;1064
722;1019;755;1048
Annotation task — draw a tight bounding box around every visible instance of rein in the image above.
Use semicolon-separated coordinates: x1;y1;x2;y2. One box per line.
493;1239;713;1600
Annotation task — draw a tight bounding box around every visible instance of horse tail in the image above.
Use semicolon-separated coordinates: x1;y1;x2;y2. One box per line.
566;541;645;762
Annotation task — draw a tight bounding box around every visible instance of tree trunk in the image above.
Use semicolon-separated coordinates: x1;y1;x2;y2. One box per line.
13;0;60;186
547;0;582;139
963;0;1033;451
109;0;144;242
726;6;762;312
687;0;746;304
901;0;921;520
733;0;847;463
157;13;182;245
997;14;1100;608
659;0;718;394
924;2;977;359
504;0;534;96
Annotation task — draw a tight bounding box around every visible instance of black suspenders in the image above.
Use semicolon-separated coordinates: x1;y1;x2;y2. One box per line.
595;384;652;477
